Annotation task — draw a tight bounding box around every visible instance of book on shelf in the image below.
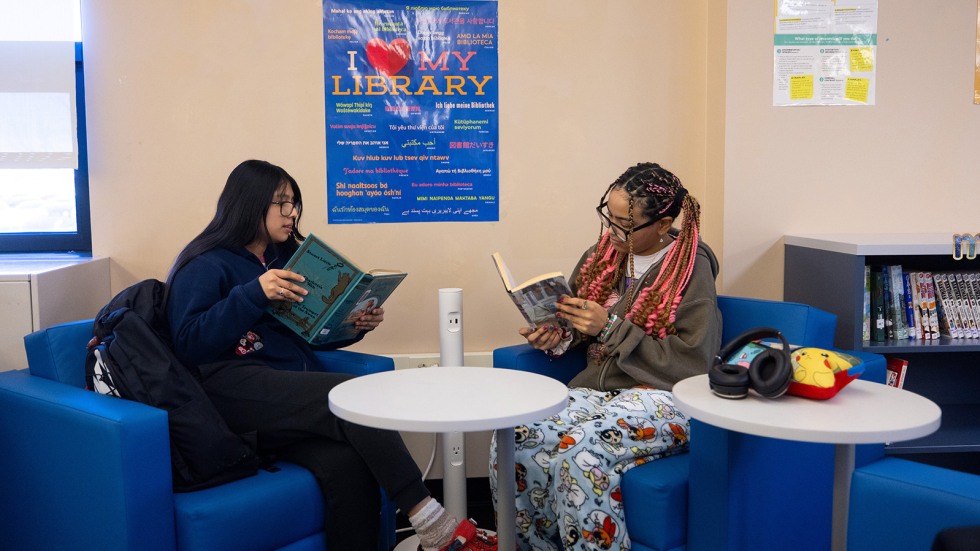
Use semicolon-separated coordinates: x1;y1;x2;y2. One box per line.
933;272;962;338
881;266;894;340
901;271;918;340
955;273;977;337
268;234;407;345
932;272;955;338
870;268;886;342
966;273;980;337
885;356;909;389
862;265;871;342
921;272;941;340
887;265;909;339
491;251;572;330
910;271;926;339
954;273;977;338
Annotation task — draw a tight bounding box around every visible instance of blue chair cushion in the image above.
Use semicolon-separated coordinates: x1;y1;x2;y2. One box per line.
313;349;395;376
622;453;690;551
849;457;980;550
173;461;324;551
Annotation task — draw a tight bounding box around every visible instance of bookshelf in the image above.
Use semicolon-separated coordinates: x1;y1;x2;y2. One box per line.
784;233;980;463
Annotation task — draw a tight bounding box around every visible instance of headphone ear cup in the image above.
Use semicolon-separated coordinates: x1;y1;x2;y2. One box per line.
708;363;750;399
748;348;792;399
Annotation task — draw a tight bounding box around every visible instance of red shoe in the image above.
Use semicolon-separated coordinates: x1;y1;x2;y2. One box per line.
418;518;498;551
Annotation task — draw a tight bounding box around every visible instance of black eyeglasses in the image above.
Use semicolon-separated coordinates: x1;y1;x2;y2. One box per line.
271;200;302;217
596;201;657;239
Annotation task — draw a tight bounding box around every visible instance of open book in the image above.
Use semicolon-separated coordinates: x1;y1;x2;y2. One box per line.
269;234;406;345
491;252;572;329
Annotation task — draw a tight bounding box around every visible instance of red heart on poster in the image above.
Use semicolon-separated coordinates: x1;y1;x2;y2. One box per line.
365;38;411;76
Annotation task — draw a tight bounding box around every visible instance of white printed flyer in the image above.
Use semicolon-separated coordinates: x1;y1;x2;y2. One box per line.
773;0;878;106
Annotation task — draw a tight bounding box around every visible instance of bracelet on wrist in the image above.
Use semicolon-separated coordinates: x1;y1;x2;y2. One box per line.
598;314;618;343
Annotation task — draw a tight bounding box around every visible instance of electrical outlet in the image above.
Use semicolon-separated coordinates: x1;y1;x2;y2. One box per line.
447;311;461;332
446;432;465;467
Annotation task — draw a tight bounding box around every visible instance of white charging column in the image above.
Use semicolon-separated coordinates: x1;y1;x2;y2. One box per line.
438;288;466;522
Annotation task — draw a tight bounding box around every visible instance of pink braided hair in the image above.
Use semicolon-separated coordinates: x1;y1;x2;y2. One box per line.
577;163;702;338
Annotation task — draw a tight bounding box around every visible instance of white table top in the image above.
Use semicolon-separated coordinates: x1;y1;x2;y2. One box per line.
328;366;569;432
672;375;941;445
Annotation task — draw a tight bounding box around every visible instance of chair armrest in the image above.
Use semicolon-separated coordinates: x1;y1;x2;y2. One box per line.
24;318;93;387
0;370;177;551
492;343;584;385
849;457;980;550
313;349;395;377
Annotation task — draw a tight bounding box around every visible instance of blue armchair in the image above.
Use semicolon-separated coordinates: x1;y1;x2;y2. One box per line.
0;319;396;551
846;458;980;549
494;295;886;551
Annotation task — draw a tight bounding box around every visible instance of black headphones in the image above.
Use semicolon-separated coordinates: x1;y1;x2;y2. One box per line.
708;327;792;399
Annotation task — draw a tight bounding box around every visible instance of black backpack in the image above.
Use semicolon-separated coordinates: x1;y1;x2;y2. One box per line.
85;279;260;492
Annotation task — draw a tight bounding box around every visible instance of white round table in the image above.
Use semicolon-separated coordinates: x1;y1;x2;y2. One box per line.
672;375;941;550
328;366;568;551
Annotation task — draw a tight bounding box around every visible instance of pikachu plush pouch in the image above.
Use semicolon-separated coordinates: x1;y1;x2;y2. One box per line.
786;347;865;400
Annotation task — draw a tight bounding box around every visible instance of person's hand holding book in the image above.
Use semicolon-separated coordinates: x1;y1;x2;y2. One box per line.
352;307;385;332
259;269;308;303
552;296;607;337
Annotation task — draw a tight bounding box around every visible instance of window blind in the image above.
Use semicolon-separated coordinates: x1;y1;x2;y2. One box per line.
0;0;78;169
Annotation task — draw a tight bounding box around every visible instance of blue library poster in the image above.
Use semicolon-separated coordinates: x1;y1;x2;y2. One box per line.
323;0;499;224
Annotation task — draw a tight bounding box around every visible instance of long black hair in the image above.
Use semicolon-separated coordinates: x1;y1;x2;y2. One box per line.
166;159;305;285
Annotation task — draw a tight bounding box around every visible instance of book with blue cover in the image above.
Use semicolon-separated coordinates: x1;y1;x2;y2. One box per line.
268;234;406;345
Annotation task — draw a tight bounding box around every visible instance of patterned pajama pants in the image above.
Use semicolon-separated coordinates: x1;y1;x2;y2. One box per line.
489;387;691;551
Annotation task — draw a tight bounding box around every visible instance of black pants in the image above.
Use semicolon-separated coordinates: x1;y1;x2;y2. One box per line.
199;360;430;550
932;526;980;551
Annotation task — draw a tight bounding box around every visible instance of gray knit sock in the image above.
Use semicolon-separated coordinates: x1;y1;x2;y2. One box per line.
409;499;458;551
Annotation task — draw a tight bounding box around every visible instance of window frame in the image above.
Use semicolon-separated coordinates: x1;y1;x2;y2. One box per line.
0;42;91;253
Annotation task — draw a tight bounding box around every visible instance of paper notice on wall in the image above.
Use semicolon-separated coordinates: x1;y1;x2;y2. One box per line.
773;0;878;106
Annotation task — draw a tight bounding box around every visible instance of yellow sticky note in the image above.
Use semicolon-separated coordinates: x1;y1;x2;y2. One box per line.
790;75;814;100
845;77;869;103
850;47;874;72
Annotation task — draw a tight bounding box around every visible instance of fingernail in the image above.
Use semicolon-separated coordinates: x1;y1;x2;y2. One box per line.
555;312;562;318
558;297;565;303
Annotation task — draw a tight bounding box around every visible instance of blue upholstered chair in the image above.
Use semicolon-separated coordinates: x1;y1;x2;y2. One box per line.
493;295;886;551
846;458;980;549
0;319;396;551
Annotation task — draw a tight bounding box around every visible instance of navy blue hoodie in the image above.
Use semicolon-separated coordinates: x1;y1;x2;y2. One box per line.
167;245;359;372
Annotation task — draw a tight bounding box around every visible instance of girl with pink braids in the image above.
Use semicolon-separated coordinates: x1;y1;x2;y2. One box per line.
490;162;722;551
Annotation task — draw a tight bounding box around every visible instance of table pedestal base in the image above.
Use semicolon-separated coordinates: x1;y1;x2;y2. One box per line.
832;443;856;551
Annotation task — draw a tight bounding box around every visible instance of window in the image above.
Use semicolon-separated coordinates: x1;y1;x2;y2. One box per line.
0;1;89;253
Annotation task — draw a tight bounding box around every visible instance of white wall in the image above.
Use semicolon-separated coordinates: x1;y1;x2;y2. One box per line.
722;1;980;298
81;0;714;355
81;0;979;349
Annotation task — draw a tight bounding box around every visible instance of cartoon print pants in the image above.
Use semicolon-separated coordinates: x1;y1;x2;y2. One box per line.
489;387;691;551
